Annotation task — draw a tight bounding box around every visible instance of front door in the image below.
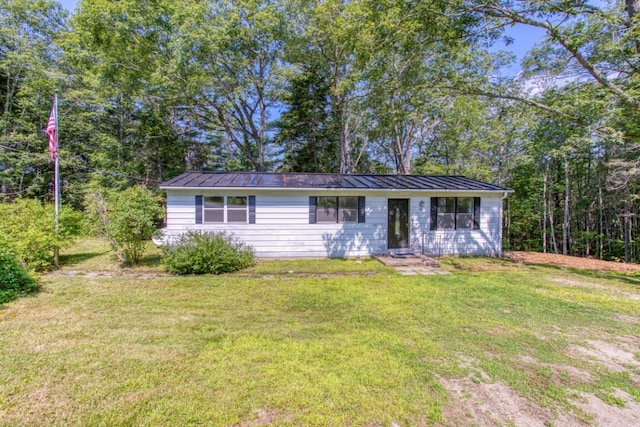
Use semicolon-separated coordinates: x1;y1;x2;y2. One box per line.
388;198;409;249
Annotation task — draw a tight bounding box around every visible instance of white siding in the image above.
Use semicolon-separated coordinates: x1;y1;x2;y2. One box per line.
414;197;504;256
162;190;505;257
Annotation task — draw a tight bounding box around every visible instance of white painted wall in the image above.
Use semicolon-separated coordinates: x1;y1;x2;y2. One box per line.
412;197;504;256
161;189;505;257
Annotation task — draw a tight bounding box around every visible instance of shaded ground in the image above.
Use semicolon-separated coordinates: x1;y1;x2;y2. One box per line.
506;251;640;274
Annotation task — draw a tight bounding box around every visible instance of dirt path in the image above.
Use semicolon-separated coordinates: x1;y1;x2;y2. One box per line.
506;251;640;274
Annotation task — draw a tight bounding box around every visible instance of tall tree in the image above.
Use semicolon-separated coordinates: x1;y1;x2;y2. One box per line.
178;0;287;172
275;63;340;172
67;0;213;189
283;0;371;173
0;0;67;199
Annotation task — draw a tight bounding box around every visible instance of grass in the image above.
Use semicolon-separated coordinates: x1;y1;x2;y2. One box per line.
58;238;164;273
1;240;639;425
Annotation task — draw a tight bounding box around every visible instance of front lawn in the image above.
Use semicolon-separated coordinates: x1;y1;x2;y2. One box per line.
1;240;639;425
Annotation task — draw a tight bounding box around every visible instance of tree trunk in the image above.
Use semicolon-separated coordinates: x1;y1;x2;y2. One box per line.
626;0;640;19
626;0;640;55
598;183;604;260
340;114;352;173
549;192;559;254
624;190;630;263
563;156;570;255
393;120;413;175
543;170;548;253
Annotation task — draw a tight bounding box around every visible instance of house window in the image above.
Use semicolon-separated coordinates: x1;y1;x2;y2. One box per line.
227;197;248;222
317;196;338;222
339;196;358;222
203;196;247;223
432;197;479;230
456;197;474;229
204;196;224;222
436;197;456;230
312;196;364;223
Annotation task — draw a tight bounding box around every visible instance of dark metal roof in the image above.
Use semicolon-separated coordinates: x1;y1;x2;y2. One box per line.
160;172;512;192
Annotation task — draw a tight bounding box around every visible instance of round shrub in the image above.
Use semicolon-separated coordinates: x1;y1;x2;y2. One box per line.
0;250;38;304
162;231;255;275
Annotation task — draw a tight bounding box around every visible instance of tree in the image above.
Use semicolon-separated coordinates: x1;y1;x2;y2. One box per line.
284;0;403;173
67;0;212;190
0;198;83;270
275;63;340;172
177;0;287;172
0;0;67;199
87;186;163;266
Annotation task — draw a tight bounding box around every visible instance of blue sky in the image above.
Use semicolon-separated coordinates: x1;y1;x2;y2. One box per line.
59;0;78;13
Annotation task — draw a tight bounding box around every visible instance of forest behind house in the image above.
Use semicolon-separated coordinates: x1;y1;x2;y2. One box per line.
2;0;639;262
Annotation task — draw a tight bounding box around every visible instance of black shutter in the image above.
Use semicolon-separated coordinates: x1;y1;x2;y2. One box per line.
248;195;256;224
309;196;317;224
430;197;438;230
195;195;203;224
358;196;366;223
473;197;481;230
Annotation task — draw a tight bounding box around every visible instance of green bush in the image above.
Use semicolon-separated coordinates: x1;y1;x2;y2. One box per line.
162;231;255;275
0;249;38;304
86;186;163;266
0;199;84;270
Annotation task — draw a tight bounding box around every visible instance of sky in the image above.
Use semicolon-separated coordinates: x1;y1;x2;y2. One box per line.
59;0;78;13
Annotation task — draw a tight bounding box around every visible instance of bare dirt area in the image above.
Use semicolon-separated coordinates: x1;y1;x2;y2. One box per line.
438;375;640;427
437;342;640;427
506;251;640;274
438;375;577;427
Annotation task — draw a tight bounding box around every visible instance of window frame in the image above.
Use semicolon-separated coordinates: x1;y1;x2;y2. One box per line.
316;196;338;223
338;196;358;223
455;197;474;230
431;197;480;231
311;196;365;224
202;195;248;224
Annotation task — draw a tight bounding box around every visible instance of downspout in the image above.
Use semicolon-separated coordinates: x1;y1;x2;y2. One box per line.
502;191;509;256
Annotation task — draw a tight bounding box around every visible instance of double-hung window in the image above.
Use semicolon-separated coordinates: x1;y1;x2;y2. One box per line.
310;196;365;223
455;197;474;229
431;197;480;230
203;196;247;223
316;196;358;223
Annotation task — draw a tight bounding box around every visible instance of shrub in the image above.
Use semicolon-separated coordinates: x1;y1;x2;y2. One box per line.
0;249;38;304
86;186;163;266
0;199;84;270
162;231;255;275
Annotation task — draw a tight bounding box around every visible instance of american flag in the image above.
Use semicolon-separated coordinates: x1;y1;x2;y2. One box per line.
45;97;57;161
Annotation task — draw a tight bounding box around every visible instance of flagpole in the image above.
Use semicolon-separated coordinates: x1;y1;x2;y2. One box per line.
54;91;60;267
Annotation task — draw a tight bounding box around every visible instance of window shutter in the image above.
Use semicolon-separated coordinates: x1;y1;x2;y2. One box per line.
358;196;366;223
248;195;256;224
195;195;203;224
309;196;317;224
430;197;438;230
473;197;481;230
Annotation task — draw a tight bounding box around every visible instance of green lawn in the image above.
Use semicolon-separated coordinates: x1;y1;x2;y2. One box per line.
1;240;639;425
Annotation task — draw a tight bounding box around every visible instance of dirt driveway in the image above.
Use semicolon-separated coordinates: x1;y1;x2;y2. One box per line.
506;251;640;274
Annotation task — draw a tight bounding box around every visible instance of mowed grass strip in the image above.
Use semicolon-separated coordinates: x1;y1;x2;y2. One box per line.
1;244;639;425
